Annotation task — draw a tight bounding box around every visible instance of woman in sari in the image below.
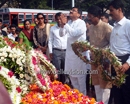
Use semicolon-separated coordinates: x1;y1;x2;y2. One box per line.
19;20;34;49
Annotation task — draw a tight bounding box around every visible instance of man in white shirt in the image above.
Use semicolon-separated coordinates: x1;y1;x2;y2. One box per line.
108;0;130;104
8;24;18;41
59;7;87;95
48;12;67;84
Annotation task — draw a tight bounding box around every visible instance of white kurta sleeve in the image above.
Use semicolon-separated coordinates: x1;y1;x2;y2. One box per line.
64;20;86;37
59;20;87;37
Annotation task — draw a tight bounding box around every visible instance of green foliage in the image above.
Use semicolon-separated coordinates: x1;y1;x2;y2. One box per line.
0;74;12;92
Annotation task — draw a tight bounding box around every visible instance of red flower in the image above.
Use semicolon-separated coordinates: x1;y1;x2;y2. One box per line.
0;66;2;70
8;71;14;78
98;101;104;104
16;86;21;93
3;37;9;41
32;56;37;65
41;79;46;86
37;73;42;79
10;43;16;48
37;73;46;86
7;40;13;45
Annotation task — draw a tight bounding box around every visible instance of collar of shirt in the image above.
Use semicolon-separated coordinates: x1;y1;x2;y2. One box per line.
92;20;102;27
8;33;18;38
56;24;60;29
97;20;102;26
114;16;126;26
68;19;80;24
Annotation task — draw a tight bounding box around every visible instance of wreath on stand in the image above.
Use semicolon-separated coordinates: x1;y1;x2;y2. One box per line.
72;41;127;87
26;49;57;92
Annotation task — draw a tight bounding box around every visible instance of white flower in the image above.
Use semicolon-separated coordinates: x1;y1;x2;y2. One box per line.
6;46;11;52
12;58;15;62
0;67;21;104
1;52;8;57
16;59;22;66
51;97;55;100
12;54;17;58
3;58;6;62
42;86;46;90
38;94;43;99
9;53;13;58
23;87;28;91
22;59;25;63
1;57;4;60
19;74;24;78
19;67;23;71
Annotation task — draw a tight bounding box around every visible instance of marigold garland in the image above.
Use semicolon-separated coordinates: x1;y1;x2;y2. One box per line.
72;41;127;87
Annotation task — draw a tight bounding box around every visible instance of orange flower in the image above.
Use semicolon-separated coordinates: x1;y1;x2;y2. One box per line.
73;89;79;93
21;81;99;104
90;98;96;104
64;84;70;90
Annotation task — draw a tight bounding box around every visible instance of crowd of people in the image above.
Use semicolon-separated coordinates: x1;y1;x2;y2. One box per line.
0;0;130;104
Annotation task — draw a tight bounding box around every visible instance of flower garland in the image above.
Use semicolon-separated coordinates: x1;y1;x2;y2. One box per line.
72;41;127;87
71;41;101;65
0;66;21;104
0;45;26;79
26;49;57;92
99;48;127;87
0;36;29;95
35;49;58;80
3;36;27;51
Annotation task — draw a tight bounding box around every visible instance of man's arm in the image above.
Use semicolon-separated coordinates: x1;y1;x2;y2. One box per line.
62;21;86;37
48;27;54;60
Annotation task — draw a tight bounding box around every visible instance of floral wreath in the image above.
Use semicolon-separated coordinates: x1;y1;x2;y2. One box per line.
26;49;57;92
0;37;26;80
0;36;29;95
72;41;127;87
0;66;21;104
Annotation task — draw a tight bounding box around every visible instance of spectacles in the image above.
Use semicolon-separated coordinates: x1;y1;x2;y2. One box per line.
38;17;44;20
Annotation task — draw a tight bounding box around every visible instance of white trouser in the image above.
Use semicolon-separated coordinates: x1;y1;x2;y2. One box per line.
69;75;86;95
94;85;110;104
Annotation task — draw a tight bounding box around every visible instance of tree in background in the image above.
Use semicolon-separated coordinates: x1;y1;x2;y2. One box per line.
0;0;130;17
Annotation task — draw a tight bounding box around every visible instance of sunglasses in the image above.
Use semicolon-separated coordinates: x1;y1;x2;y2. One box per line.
38;17;44;20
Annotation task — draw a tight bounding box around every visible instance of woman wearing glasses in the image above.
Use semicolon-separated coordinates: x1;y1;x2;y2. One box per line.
33;13;50;55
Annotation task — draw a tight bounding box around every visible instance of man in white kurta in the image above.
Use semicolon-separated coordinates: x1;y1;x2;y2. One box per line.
59;7;87;95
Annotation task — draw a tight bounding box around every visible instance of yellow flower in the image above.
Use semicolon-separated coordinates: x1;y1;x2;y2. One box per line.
53;100;59;104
